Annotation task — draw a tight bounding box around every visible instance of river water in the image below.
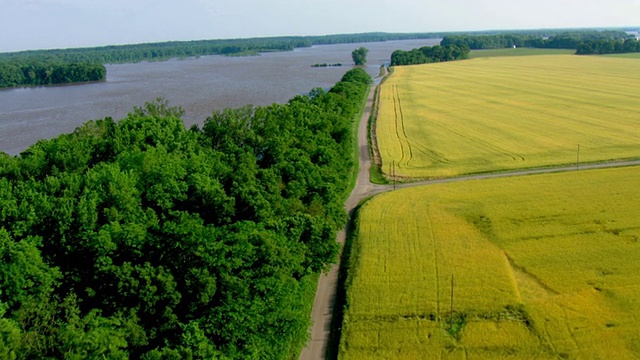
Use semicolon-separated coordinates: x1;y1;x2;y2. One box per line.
0;39;439;155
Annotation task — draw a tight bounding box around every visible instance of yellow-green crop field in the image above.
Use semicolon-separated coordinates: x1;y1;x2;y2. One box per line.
469;48;575;58
376;55;640;179
605;53;640;59
339;166;640;359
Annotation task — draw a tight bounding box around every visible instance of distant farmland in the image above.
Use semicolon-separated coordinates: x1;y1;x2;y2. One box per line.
339;166;640;359
375;55;640;179
469;48;575;58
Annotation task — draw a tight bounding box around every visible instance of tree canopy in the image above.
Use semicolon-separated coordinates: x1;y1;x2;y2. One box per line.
576;38;640;54
0;61;105;88
439;30;637;54
0;68;371;358
351;47;368;65
390;44;470;66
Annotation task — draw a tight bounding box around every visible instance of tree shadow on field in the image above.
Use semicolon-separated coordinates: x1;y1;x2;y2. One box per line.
326;199;370;360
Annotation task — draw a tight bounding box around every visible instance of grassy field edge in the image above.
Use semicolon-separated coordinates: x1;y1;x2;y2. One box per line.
330;198;372;360
344;83;374;198
368;67;392;185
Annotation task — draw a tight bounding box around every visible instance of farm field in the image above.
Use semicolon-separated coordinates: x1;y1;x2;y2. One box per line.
469;48;575;58
339;166;640;359
604;52;640;59
376;55;640;179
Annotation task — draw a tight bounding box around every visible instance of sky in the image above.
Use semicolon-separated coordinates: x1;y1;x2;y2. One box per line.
1;0;639;52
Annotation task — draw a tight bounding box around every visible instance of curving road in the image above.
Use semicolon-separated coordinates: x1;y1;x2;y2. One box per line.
298;72;640;360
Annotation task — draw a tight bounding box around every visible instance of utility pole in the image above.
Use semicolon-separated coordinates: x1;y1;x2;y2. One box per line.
576;144;580;171
393;160;396;190
450;273;454;330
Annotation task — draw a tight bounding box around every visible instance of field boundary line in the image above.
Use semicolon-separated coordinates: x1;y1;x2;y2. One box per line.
504;251;559;298
394;160;640;188
369;85;383;172
392;84;406;166
426;206;441;322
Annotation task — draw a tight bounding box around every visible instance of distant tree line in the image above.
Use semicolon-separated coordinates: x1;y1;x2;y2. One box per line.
576;38;640;54
2;30;636;87
441;34;535;49
0;33;449;66
0;32;436;88
0;61;105;88
440;30;640;55
0;68;371;358
390;44;470;66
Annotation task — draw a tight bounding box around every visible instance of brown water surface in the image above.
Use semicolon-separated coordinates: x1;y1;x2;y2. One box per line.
0;39;438;155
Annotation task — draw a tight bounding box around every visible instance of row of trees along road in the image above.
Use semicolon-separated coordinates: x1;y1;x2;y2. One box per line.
0;68;372;359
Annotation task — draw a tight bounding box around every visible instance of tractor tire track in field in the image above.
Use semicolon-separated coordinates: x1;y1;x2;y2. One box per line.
445;125;525;163
504;251;559;301
394;84;414;166
299;67;640;360
408;140;450;165
426;207;441;322
392;84;406;166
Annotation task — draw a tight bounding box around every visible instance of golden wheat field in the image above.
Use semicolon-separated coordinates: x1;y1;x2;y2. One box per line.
376;55;640;179
339;166;640;359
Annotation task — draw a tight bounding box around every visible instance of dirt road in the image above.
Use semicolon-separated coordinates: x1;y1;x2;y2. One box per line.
298;82;383;360
299;72;640;360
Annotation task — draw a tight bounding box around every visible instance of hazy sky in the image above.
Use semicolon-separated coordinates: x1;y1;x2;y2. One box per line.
2;0;639;52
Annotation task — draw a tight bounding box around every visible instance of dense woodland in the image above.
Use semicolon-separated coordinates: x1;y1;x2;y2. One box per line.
576;38;640;54
440;30;640;54
390;44;470;66
0;68;371;359
0;61;105;88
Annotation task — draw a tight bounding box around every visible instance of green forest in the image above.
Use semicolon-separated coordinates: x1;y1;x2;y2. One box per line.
0;61;106;88
390;44;470;66
0;68;371;359
576;38;640;54
440;30;640;54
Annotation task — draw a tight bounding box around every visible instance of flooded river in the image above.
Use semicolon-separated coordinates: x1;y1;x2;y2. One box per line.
0;39;439;155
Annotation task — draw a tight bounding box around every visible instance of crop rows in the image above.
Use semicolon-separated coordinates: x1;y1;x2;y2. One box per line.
340;166;640;359
375;55;640;179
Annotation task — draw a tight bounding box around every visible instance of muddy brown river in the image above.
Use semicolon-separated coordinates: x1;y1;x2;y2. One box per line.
0;39;439;155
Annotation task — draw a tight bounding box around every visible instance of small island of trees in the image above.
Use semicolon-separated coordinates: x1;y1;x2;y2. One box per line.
440;30;640;55
352;47;368;65
311;63;343;67
0;61;106;88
